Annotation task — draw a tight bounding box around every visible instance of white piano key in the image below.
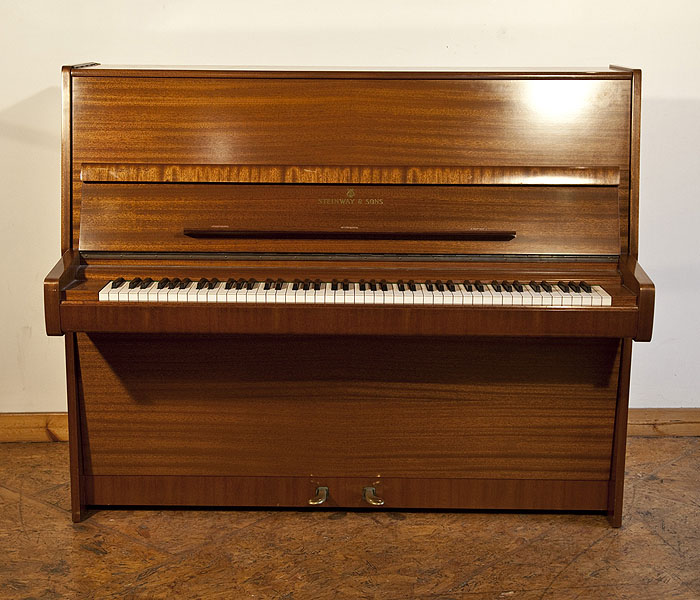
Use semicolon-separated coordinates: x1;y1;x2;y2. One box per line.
593;286;612;306
313;284;326;304
99;282;113;301
255;283;268;303
344;284;355;305
383;283;395;305
207;282;222;302
138;282;155;302
284;283;297;304
550;287;563;306
487;285;502;305
118;282;132;302
147;284;161;302
580;290;594;306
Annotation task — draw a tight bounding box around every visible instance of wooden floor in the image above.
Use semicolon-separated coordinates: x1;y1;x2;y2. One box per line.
1;439;699;599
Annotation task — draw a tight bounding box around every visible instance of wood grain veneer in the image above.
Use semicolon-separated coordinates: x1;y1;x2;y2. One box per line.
81;164;621;186
78;184;621;255
77;334;619;481
43;65;654;525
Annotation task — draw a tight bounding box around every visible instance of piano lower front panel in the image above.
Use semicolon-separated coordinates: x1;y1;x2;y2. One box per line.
76;333;621;512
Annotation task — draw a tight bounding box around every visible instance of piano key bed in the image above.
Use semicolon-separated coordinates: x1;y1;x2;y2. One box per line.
98;278;612;306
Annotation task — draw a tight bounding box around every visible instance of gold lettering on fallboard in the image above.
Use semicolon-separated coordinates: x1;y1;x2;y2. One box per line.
316;198;384;206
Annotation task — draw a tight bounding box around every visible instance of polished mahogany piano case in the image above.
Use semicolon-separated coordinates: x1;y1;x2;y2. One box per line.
45;64;654;525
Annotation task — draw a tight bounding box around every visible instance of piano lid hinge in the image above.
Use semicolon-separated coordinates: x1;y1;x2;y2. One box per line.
72;62;100;69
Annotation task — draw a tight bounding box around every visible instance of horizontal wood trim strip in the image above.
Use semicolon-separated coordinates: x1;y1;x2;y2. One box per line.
0;413;69;442
81;164;620;186
2;409;698;443
73;68;633;80
83;475;609;511
627;408;700;436
58;303;640;337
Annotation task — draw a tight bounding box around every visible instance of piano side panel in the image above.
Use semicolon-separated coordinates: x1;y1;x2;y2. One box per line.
70;76;632;250
77;334;620;485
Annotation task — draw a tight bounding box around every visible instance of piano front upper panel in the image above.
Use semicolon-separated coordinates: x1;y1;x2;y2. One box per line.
72;77;630;166
70;76;632;251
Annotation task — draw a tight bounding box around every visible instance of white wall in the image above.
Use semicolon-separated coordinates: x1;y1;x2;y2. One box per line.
1;0;698;412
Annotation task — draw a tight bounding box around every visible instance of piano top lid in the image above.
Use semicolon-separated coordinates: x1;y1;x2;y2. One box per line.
71;63;635;80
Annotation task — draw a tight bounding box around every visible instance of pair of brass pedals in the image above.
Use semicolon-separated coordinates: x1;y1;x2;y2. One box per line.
308;486;384;506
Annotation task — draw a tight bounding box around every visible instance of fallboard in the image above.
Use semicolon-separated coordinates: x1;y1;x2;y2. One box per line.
78;181;620;255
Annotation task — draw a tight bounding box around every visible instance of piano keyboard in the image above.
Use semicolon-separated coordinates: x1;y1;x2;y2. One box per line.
98;278;612;306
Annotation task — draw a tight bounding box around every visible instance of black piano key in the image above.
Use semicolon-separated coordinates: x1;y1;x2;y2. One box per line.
302;279;311;291
408;280;417;292
580;281;592;293
225;278;236;289
513;280;523;292
463;280;473;292
140;277;154;289
207;277;219;289
235;278;247;290
168;278;181;289
567;281;580;293
446;280;456;292
128;277;143;289
490;280;501;292
111;277;126;289
474;280;485;292
359;279;367;291
275;279;285;290
246;278;257;290
435;280;445;292
157;277;170;289
342;279;350;291
380;280;389;292
397;280;406;292
179;277;192;289
263;278;273;290
528;280;541;292
557;281;570;293
424;280;434;292
331;279;339;291
540;281;552;293
196;277;208;289
501;280;512;292
369;279;378;292
292;279;302;291
314;279;322;291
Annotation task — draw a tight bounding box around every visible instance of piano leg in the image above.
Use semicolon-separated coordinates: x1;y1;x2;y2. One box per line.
607;338;633;527
65;333;86;522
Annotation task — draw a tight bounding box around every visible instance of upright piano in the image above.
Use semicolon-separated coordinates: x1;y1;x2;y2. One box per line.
45;64;654;526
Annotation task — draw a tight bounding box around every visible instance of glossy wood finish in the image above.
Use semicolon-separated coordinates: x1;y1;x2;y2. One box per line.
75;65;635;78
608;338;633;527
65;333;85;522
619;255;655;341
70;76;631;249
59;303;639;338
78;184;621;255
611;65;642;257
76;333;618;506
84;475;609;511
44;249;81;335
44;66;655;525
81;163;621;185
61;66;72;253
